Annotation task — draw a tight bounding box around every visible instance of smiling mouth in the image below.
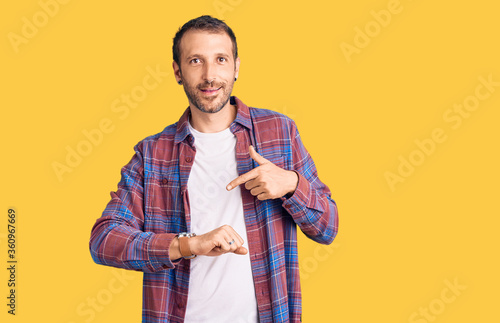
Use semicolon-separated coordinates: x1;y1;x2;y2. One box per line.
200;87;222;94
200;87;221;92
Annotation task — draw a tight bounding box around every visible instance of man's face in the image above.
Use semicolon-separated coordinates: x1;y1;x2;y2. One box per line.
173;30;240;114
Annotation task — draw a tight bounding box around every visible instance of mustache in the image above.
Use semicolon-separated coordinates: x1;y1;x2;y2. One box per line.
197;80;225;89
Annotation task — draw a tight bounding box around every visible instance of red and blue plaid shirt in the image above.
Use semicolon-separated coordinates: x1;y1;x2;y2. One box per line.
90;96;338;322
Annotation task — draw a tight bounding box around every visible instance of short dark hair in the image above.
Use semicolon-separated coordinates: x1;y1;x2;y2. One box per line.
172;15;238;67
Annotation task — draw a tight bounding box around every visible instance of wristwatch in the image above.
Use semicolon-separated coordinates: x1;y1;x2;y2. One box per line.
178;232;197;259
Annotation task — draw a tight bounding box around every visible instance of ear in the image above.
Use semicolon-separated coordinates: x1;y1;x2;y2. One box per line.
234;57;241;80
172;61;182;83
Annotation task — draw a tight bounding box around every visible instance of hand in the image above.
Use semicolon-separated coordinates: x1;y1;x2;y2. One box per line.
226;145;299;200
189;225;248;257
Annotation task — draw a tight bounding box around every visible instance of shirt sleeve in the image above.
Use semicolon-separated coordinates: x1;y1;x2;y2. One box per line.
89;142;182;273
281;121;339;245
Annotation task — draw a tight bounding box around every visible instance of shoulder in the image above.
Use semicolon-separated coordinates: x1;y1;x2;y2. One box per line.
249;106;293;122
248;106;299;139
249;106;297;129
133;122;178;154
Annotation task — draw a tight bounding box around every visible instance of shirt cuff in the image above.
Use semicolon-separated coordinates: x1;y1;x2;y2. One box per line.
281;171;311;214
148;233;182;271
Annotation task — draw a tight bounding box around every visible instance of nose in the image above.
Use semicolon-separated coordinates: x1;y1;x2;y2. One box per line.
202;61;217;84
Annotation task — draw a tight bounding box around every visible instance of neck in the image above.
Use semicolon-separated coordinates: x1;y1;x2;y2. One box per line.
189;102;237;133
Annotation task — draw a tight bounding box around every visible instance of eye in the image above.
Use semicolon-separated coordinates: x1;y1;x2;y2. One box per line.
190;58;201;64
218;57;227;63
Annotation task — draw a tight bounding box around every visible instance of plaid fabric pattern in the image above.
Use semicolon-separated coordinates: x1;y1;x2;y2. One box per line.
90;96;339;323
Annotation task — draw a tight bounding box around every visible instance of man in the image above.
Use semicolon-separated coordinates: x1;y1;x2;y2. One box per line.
90;15;338;323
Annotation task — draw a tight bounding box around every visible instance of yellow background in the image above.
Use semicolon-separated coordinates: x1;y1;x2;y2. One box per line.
1;0;499;322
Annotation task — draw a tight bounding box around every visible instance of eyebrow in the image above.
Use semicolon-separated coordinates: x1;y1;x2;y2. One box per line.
185;53;231;60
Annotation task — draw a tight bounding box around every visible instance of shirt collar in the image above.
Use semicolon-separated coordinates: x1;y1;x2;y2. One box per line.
174;96;253;144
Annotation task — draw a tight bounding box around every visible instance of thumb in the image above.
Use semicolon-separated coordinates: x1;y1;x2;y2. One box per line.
234;246;248;255
249;145;269;166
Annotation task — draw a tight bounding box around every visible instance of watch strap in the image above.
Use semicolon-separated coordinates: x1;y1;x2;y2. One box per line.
178;236;196;259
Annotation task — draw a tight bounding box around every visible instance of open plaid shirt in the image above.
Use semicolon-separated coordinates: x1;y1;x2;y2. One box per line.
90;96;339;322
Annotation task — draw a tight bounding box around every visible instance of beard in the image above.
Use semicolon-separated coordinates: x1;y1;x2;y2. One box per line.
181;77;235;114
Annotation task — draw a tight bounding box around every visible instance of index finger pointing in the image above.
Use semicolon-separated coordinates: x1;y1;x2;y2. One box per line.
226;169;258;191
249;145;269;166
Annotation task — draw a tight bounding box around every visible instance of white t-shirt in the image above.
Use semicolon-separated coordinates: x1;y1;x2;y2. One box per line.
185;122;259;323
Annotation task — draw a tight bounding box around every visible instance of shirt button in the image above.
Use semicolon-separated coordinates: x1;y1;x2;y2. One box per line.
162;179;168;185
185;156;193;163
